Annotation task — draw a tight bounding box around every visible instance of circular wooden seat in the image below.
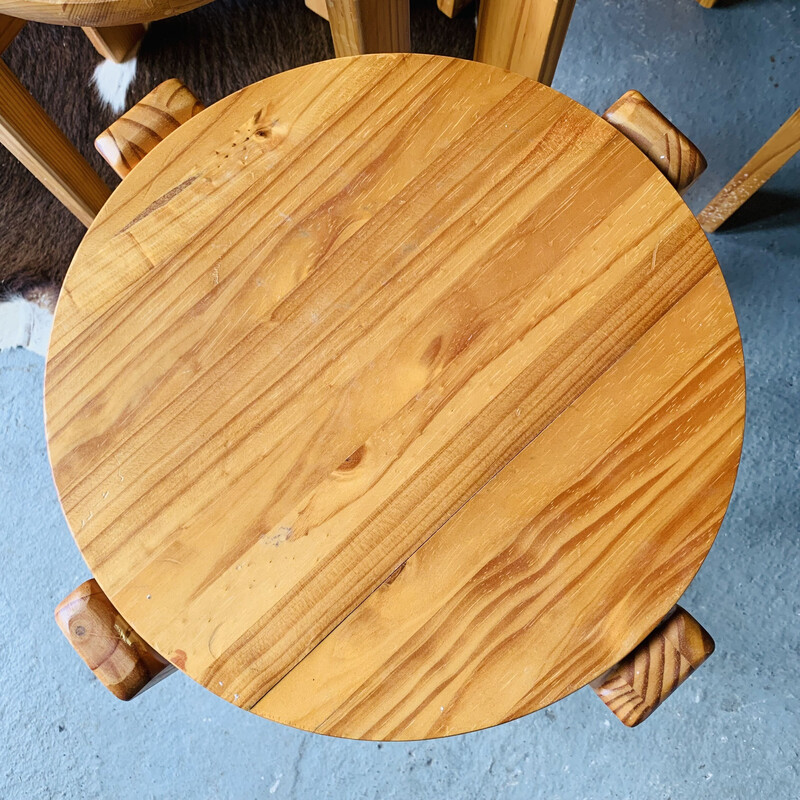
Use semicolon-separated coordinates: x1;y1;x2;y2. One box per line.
45;54;745;739
0;0;212;25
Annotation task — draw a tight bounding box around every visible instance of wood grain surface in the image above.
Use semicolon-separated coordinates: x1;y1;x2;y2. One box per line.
603;90;707;194
0;12;24;53
55;579;175;700
82;22;146;63
95;79;205;178
0;58;110;226
591;606;714;726
697;107;800;232
327;0;410;57
0;0;212;26
45;55;745;739
474;0;577;86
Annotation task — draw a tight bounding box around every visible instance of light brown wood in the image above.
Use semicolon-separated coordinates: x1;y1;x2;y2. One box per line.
591;606;714;726
0;59;111;226
305;0;329;20
45;55;744;739
0;0;212;26
697;107;800;233
95;79;204;178
327;0;410;56
474;0;577;86
82;22;146;63
55;579;175;700
437;0;471;18
0;12;24;53
603;90;707;194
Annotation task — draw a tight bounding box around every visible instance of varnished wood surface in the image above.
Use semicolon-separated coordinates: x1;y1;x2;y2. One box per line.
0;12;24;53
437;0;472;18
697;107;800;232
0;0;212;26
0;59;110;226
55;579;175;700
327;0;410;57
474;0;577;86
82;22;146;63
95;79;204;178
45;55;745;739
305;0;329;21
603;90;707;194
591;606;714;726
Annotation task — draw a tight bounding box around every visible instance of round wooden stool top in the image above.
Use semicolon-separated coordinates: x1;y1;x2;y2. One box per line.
45;55;745;740
0;0;212;26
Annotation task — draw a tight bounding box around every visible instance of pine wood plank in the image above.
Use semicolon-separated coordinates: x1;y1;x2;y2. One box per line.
0;59;111;226
253;268;743;737
697;107;800;233
0;0;212;26
603;90;707;194
591;606;715;727
55;579;175;700
45;56;744;738
0;12;24;53
327;0;410;56
82;22;146;63
95;79;205;178
474;0;577;86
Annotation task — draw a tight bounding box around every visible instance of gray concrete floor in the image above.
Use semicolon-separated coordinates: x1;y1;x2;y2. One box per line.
1;0;799;797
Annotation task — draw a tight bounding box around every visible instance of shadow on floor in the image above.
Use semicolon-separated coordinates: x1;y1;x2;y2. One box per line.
713;189;800;235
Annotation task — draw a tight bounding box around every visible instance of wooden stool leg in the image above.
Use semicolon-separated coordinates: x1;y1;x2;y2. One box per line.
82;24;147;64
474;0;577;87
327;0;411;57
0;13;25;53
95;79;204;178
603;90;707;194
697;107;800;233
591;606;714;727
56;579;175;700
0;59;111;227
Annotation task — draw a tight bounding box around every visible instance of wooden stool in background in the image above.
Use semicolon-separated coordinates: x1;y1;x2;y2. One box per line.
47;56;744;735
306;0;577;87
698;107;800;232
0;1;213;225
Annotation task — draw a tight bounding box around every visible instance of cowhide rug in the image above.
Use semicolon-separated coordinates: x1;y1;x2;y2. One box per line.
0;0;475;354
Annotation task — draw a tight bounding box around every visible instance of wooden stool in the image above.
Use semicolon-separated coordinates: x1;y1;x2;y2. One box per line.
46;55;744;737
306;0;577;87
0;1;213;225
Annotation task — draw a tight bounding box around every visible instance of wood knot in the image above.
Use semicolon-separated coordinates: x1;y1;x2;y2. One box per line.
338;444;366;472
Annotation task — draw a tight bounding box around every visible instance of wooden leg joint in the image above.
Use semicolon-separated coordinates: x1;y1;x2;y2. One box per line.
95;79;205;179
82;24;148;64
55;579;174;701
591;606;714;727
603;90;707;194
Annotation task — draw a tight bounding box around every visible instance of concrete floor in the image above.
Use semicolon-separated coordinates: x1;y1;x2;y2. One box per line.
1;0;799;797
